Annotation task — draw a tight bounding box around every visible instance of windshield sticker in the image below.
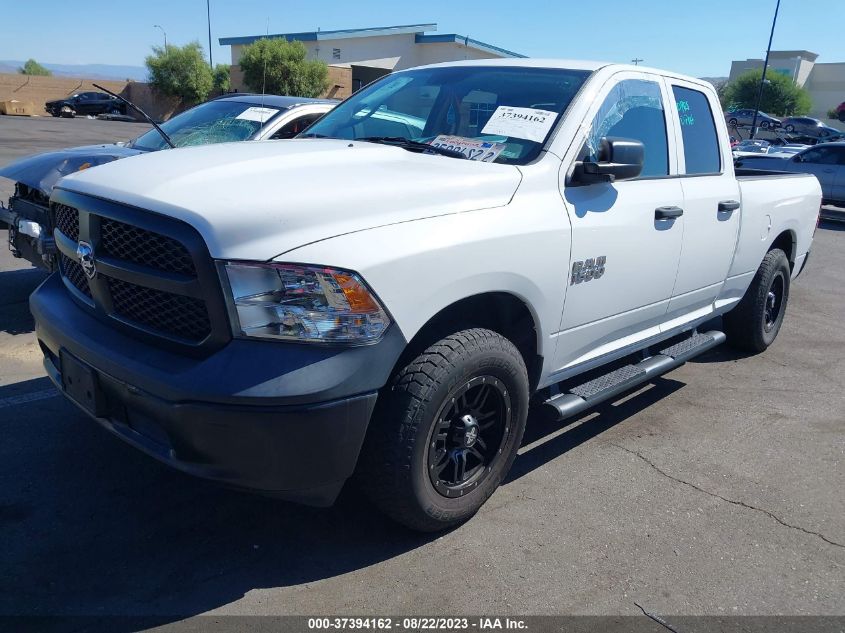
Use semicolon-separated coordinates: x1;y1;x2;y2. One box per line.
430;135;506;162
481;106;558;143
235;106;280;123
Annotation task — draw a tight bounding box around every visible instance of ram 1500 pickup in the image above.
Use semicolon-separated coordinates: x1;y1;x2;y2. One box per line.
30;59;821;531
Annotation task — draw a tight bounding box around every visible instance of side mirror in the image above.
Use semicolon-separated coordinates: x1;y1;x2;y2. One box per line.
571;137;645;185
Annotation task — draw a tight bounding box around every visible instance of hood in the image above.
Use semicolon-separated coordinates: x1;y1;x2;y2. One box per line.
0;144;143;196
57;139;523;260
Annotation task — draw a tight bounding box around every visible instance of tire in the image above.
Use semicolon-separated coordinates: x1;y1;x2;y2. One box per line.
60;105;75;118
357;328;529;532
785;124;795;132
728;118;738;127
724;248;790;353
761;121;770;129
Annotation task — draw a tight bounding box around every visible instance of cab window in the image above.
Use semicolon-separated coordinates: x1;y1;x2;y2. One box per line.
585;79;669;177
672;85;721;175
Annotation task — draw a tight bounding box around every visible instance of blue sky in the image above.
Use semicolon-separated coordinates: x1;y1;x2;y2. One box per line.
0;0;840;78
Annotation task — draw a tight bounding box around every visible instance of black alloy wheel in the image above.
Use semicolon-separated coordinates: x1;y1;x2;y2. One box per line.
764;271;785;333
427;375;511;497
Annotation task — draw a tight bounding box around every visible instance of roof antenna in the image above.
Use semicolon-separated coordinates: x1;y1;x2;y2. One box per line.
260;17;269;123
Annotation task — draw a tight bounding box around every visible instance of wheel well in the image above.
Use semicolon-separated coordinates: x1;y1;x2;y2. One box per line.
395;293;543;391
770;230;797;269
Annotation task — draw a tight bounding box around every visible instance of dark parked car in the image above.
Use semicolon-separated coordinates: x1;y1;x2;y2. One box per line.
2;94;335;268
45;91;126;118
724;108;781;129
781;116;841;138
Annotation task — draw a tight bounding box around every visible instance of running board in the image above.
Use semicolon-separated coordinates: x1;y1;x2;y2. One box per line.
543;330;726;422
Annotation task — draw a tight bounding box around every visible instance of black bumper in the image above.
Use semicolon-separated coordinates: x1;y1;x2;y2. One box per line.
32;273;406;506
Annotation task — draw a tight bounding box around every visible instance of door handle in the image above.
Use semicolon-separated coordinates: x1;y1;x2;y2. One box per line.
718;200;740;212
655;206;683;220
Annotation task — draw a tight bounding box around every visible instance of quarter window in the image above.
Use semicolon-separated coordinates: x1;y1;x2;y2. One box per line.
586;79;669;177
672;86;721;174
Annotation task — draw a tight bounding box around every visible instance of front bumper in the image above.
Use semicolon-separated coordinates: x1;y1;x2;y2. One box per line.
32;273;406;506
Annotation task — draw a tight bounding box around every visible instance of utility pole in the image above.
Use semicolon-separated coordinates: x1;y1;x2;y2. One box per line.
750;0;782;139
154;24;167;50
207;0;213;67
631;58;643;66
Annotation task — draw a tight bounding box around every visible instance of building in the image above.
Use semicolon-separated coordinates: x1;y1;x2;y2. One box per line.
219;23;524;99
729;50;845;122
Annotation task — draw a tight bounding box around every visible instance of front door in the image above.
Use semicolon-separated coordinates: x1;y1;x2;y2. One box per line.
663;79;740;327
553;74;684;373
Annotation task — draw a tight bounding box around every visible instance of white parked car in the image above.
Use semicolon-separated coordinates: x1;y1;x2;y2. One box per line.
32;59;821;531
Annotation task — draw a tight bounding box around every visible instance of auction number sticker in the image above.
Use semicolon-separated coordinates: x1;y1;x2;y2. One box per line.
429;135;506;162
481;106;558;142
236;106;280;122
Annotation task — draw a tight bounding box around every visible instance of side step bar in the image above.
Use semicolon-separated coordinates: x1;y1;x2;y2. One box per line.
543;330;726;422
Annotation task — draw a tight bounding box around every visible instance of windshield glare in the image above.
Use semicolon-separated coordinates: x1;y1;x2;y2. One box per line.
302;66;591;164
132;100;282;151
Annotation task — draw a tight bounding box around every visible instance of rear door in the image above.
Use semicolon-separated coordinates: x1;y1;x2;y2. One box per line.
663;80;740;327
553;72;685;371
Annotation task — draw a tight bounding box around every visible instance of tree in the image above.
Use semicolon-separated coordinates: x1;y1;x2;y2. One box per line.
19;59;51;76
145;42;213;105
721;69;811;116
212;63;231;93
238;38;329;98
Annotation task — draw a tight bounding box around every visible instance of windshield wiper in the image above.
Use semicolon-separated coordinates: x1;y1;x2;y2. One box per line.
298;132;333;139
92;83;176;149
357;137;466;159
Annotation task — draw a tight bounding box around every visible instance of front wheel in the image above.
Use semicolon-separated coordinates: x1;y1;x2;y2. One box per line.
761;121;770;129
724;248;790;353
357;328;529;531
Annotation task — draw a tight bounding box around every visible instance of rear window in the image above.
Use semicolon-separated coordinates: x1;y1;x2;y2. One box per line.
673;86;721;175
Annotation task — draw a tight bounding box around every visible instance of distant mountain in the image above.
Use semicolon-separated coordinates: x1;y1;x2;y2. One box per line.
0;60;147;81
700;76;728;86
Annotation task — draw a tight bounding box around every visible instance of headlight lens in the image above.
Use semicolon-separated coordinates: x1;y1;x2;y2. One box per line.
224;262;390;344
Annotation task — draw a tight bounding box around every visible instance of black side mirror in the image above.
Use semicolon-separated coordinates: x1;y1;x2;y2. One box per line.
571;137;645;185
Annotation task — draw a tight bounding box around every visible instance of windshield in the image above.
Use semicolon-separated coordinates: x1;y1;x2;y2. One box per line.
301;66;591;164
131;100;284;151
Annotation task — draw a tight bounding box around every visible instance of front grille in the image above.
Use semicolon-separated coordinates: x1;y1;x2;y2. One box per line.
101;218;196;276
51;196;227;351
60;253;92;298
109;278;211;342
54;204;79;241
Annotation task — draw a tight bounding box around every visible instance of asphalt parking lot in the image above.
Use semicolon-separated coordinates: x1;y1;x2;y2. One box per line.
0;116;843;623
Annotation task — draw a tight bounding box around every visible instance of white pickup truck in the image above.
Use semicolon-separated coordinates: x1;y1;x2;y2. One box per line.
31;59;820;531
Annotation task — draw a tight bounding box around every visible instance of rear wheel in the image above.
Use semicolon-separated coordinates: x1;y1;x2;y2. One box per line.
358;328;529;532
785;124;795;132
728;118;738;127
724;248;790;353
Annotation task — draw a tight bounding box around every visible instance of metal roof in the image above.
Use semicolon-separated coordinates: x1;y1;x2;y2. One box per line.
219;23;437;46
414;34;524;58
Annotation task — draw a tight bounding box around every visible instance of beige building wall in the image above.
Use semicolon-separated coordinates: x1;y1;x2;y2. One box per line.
805;62;845;121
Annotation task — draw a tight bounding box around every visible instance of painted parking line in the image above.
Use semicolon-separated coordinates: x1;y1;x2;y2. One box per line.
0;388;60;409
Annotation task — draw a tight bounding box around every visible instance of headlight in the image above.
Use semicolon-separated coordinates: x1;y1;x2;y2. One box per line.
224;262;391;344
